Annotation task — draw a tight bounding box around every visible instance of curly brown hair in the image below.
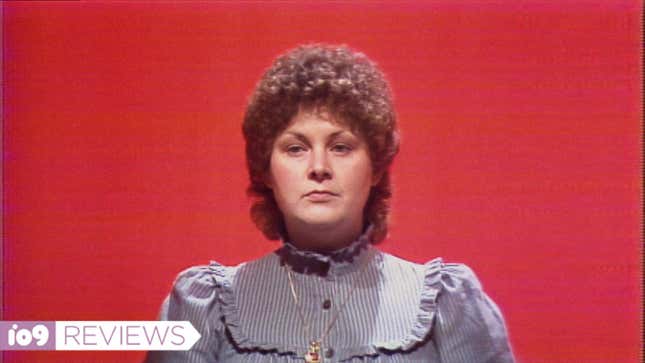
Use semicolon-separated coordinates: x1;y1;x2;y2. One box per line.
242;44;399;244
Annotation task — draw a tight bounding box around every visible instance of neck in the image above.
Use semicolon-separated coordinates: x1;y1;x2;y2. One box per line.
285;221;364;253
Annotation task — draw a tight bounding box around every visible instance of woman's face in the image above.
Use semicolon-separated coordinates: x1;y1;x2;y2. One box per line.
268;109;375;244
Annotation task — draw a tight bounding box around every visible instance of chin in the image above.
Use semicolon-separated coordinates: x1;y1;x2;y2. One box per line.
296;212;344;229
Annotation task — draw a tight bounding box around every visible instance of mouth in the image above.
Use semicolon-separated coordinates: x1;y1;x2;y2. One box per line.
305;190;338;196
303;190;338;201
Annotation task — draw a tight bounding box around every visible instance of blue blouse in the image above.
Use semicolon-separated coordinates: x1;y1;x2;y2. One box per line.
145;233;515;363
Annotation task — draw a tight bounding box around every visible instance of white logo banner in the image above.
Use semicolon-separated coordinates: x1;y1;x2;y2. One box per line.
54;321;201;351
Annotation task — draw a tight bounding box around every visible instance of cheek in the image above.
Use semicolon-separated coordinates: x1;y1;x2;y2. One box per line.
268;157;300;194
344;157;374;197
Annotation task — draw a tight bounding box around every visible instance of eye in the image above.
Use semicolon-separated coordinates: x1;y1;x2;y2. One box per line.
330;143;353;154
286;144;307;156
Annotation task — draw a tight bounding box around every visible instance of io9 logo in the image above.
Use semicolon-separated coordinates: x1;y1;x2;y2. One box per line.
8;324;49;346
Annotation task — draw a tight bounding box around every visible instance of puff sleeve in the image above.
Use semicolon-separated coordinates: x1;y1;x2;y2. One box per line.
432;263;516;363
144;265;223;363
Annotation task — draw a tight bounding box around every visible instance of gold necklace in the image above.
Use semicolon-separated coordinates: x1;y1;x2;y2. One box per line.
285;248;374;363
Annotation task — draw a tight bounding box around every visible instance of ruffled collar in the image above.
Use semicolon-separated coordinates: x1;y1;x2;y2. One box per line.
275;225;373;278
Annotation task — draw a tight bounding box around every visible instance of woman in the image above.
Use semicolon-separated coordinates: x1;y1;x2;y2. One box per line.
146;44;515;363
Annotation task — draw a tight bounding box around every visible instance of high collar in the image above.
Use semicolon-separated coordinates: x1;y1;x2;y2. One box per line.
275;225;374;278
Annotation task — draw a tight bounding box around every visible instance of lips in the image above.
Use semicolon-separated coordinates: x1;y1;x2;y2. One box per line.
304;190;338;202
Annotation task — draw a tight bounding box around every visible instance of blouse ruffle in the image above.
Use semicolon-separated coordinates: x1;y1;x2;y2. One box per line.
209;261;304;354
373;257;444;352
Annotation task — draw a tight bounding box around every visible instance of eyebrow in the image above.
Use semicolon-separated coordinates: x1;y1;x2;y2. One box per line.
280;130;350;143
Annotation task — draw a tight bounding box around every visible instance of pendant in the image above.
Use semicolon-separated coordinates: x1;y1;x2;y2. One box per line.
304;340;321;363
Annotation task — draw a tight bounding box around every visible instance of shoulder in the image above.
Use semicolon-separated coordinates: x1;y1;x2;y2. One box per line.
410;256;492;315
163;252;281;310
435;260;484;293
160;260;246;320
417;259;516;362
362;250;487;296
172;262;239;296
171;264;218;298
150;261;254;361
389;254;515;362
375;252;499;327
376;252;480;289
379;252;481;286
366;252;491;351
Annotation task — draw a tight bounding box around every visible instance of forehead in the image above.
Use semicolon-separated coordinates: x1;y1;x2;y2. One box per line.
281;108;359;137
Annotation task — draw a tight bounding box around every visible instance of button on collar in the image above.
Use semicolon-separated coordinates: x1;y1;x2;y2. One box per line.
276;225;374;278
322;299;331;310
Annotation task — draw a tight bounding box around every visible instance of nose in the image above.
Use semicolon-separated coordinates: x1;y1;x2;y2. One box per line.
308;148;332;182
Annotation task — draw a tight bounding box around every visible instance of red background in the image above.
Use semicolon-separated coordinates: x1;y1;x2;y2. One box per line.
2;2;642;362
